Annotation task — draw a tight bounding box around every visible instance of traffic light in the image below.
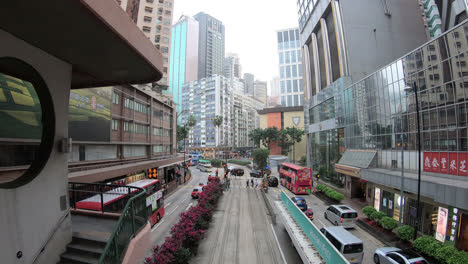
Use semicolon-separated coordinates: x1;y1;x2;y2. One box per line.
316;174;320;179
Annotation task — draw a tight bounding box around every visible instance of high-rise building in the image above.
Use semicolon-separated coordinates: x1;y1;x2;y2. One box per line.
224;53;242;79
181;75;232;148
253;80;267;104
168;15;199;112
277;27;303;107
243;73;255;96
232;90;261;148
270;76;280;97
116;0;174;87
194;12;225;79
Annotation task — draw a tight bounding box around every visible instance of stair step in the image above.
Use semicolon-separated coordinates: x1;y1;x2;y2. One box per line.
60;252;99;264
67;242;104;256
72;232;108;247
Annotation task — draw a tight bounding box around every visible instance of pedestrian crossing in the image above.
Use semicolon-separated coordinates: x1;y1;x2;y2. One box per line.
183;183;282;192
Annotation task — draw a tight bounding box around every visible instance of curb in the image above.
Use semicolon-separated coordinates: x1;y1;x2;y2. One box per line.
260;190;276;224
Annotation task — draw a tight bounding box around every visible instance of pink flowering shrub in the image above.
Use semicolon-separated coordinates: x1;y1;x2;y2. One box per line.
145;181;222;264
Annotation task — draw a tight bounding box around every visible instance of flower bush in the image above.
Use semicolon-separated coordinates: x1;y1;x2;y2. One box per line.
316;184;344;202
145;181;222;264
369;211;386;222
413;235;468;264
362;206;377;219
396;225;414;242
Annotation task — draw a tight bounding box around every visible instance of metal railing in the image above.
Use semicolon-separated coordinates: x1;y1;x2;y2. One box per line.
69;182;148;264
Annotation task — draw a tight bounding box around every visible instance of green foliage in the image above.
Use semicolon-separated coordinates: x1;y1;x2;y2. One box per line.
413;236;435;252
278;128;293;153
447;250;468;264
186;115;197;127
252;148;270;170
362;206;377;218
248;128;264;147
414;236;442;258
286;127;304;144
228;160;250;165
396;225;414;242
177;125;189;142
262;127;280;148
208;159;226;168
318;166;328;177
316;184;344;201
211;115;223;127
299;155;307;165
369;211;386;222
173;247;191;264
379;216;398;230
436;245;459;263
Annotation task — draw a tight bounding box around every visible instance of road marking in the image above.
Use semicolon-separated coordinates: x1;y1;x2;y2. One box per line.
151;219;165;232
185;202;193;211
317;219;326;227
167;204;180;216
165;202;171;208
270;224;288;264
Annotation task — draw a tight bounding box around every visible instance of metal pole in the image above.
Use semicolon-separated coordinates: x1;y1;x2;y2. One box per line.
413;82;422;240
184;135;186;183
399;137;404;225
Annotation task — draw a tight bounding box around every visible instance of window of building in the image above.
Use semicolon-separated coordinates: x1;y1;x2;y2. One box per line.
145;6;153;13
291;51;296;63
287;80;292;93
142;26;151;33
293;80;298;92
280;80;285;93
112;93;119;104
288;95;293;106
281;96;286;106
163;27;170;34
162;37;169;43
164;19;171;25
165;10;171;15
161;46;169;53
292;65;297;77
294;95;299;106
144;16;152;22
286;66;291;78
280;66;285;78
146;0;154;3
112;119;119;130
166;2;172;8
279;52;284;64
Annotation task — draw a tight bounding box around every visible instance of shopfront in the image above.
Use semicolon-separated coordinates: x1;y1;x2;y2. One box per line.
335;150;376;199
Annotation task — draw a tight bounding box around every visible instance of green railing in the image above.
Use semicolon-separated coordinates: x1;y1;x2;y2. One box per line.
99;188;148;264
281;191;349;264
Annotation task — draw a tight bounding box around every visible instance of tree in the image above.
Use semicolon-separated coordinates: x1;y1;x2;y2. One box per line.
278;128;293;155
286;127;304;162
211;115;223;158
252;148;270;170
248;128;264;147
262;127;279;148
177;125;189;143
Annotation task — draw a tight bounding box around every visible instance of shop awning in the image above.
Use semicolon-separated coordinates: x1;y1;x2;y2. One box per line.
335;150;376;177
0;0;163;88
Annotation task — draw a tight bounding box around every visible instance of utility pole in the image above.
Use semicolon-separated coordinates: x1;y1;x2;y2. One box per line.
399;138;404;225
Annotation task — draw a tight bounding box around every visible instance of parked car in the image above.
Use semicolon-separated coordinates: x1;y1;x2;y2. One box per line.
199;166;211;172
268;176;279;187
250;169;262;178
306;208;314;220
231;168;244;176
324;205;358;228
291;197;307;211
191;186;204;199
373;247;428;264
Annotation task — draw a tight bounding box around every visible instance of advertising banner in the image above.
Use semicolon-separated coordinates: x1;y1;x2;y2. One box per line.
435;207;449;242
458;153;468;176
431;152;440;173
424;152;468;176
440;152;449;174
424;152;432;172
449;152;458;175
68;87;112;142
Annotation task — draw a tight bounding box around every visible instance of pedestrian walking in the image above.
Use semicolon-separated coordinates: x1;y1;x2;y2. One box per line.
246;179;249;187
255;180;258;188
250;178;253;187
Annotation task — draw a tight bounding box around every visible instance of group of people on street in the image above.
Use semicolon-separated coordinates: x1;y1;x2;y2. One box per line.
246;178;259;188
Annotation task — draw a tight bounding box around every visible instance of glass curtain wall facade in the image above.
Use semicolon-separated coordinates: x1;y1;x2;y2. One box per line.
277;28;304;107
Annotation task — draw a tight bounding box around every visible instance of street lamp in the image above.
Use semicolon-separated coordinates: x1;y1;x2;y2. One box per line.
405;82;421;240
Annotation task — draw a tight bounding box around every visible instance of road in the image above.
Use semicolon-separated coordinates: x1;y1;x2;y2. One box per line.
265;180;386;264
146;164;302;264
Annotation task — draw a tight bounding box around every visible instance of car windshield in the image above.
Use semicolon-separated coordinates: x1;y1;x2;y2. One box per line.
342;212;358;218
343;243;363;254
193;188;200;192
296;199;305;204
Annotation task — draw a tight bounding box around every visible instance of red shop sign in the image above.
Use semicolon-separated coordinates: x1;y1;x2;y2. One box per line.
459;153;468;176
425;152;468;176
449;152;458;175
440;152;449;174
431;152;440;173
424;152;432;172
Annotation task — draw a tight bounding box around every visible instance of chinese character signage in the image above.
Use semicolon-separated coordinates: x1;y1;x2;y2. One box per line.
424;152;468;176
446;207;460;245
68;87;112;141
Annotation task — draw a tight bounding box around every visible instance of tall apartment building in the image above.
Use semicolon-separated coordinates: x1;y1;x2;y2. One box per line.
232;90;262;148
181;75;232;148
253;80;267;104
299;0;468;248
243;73;255;96
167;15;199;112
194;12;225;79
224;53;242;79
277;28;303;107
117;0;174;86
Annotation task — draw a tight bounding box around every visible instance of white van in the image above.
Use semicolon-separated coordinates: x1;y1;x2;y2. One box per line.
320;226;364;264
324;205;358;228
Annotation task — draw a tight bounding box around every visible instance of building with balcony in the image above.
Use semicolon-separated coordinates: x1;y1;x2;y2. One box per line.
232;90;262;148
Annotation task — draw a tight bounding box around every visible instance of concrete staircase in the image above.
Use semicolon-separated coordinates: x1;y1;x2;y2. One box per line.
58;233;107;264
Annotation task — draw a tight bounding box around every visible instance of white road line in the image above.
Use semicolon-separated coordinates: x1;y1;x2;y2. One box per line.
270;224;288;264
167;204;180;216
151;219;165;232
181;197;188;203
185;202;193;211
165;202;171;208
317;219;326;227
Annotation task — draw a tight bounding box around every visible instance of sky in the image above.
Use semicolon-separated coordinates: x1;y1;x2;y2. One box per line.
172;0;299;89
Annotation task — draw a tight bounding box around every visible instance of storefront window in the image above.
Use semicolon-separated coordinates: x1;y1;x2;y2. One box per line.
374;187;381;211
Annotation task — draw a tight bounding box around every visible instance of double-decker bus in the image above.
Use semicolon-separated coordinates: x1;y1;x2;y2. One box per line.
75;179;164;226
188;154;201;165
279;162;312;194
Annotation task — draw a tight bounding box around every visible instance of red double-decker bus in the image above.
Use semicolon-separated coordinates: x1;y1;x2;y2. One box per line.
279;162;312;194
75;179;165;226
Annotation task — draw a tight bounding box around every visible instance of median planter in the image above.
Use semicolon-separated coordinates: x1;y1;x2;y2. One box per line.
145;181;223;264
314;184;344;204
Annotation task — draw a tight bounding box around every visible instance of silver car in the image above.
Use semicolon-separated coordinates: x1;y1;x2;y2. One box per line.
374;247;428;264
